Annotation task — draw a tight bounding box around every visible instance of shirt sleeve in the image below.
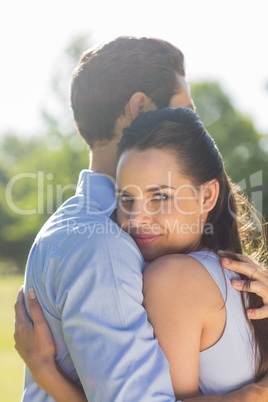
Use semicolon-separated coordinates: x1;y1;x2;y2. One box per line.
50;229;177;402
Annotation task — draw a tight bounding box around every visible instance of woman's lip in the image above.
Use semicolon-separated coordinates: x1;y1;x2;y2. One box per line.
131;234;161;245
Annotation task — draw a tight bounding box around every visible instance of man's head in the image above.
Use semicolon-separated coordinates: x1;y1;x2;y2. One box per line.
71;36;193;148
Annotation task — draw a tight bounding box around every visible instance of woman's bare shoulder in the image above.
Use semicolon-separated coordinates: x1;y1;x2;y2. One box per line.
143;253;223;311
144;254;207;284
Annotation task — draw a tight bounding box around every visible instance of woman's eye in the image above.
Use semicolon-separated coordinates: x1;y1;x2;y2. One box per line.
118;194;133;203
151;193;170;201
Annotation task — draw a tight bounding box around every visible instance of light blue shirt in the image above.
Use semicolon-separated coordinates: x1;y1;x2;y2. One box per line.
23;170;177;401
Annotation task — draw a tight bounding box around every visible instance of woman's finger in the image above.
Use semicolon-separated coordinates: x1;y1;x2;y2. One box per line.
217;252;268;320
218;250;268;274
231;279;268;302
247;306;268;320
217;251;256;265
14;288;56;363
14;286;28;321
14;286;34;355
230;279;268;320
27;289;47;327
220;257;268;283
14;285;32;336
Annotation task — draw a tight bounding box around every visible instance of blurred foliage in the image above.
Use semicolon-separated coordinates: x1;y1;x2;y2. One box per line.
0;132;88;271
191;81;268;219
0;35;91;272
0;37;267;273
0;275;24;401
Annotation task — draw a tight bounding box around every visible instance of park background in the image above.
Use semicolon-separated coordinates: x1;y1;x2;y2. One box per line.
1;0;268;400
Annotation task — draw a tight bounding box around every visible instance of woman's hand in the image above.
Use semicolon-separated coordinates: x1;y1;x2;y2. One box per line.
218;251;268;320
14;286;87;402
14;286;56;382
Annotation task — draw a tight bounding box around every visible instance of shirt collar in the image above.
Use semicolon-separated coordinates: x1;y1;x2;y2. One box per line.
76;170;117;217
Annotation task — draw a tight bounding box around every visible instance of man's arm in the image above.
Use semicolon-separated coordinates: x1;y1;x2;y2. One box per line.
219;252;268;319
184;379;268;402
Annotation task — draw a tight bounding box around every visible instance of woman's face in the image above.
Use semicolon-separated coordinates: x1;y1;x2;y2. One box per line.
116;148;208;262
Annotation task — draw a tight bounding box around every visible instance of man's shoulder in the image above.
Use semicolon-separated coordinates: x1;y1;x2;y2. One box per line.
34;190;111;242
30;207;143;268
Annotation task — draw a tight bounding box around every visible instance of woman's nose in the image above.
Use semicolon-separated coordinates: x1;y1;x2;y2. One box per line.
128;201;152;227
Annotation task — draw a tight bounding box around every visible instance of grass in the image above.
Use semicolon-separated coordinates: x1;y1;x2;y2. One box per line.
0;275;25;401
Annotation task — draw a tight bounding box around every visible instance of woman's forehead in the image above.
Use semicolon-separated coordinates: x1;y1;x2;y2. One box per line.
116;148;191;189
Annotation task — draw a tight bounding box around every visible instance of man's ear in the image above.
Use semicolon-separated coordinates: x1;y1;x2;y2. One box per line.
201;180;220;213
128;92;157;119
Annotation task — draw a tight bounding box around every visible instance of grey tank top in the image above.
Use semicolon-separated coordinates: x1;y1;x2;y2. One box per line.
189;251;256;395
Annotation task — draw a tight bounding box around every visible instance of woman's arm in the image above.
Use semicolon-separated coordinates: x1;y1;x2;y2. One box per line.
143;254;223;400
31;365;87;402
14;287;87;402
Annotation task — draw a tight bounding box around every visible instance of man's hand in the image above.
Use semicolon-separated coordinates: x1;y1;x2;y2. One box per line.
14;286;56;382
218;252;268;320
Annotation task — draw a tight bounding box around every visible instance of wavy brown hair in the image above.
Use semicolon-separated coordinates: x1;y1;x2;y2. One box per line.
117;107;268;381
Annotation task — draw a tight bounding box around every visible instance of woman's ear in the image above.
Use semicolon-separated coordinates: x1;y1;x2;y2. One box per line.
201;180;220;213
128;92;157;119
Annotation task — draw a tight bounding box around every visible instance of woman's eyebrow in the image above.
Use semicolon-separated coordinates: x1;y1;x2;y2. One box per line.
115;185;175;194
145;185;175;193
114;188;124;193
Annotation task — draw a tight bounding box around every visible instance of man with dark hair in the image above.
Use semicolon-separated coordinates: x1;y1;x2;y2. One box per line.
71;36;187;146
15;36;268;401
71;36;193;178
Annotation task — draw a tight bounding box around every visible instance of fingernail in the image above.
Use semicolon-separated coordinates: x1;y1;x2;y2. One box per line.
222;258;231;265
28;289;36;299
247;309;254;319
233;280;242;287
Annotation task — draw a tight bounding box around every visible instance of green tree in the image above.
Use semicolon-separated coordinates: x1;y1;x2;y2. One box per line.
191;81;268;221
0;35;92;273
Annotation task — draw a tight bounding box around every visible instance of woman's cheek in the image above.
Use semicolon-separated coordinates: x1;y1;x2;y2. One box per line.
116;208;127;229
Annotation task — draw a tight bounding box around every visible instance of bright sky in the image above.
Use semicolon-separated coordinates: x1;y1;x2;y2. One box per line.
1;0;268;138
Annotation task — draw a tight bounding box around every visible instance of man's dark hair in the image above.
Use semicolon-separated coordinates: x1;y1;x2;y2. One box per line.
71;36;185;147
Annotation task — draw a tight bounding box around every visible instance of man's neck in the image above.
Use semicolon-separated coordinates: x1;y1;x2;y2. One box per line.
90;142;117;179
88;115;128;179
